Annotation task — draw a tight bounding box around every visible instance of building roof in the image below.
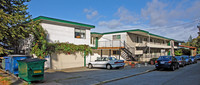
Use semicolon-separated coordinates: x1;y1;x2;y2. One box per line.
91;29;183;42
179;45;197;49
33;16;95;28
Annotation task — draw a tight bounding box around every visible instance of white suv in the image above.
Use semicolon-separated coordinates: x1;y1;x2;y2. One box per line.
88;57;125;70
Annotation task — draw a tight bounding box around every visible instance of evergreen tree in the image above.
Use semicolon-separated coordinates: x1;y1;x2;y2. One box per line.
0;0;33;54
188;35;192;42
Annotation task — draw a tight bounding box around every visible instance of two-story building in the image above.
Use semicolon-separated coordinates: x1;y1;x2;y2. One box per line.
90;29;180;62
26;16;95;69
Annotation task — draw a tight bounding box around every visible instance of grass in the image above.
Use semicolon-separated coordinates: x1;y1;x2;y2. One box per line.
0;76;11;85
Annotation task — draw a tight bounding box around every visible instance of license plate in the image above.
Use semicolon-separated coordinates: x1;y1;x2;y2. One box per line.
34;70;42;73
160;61;165;64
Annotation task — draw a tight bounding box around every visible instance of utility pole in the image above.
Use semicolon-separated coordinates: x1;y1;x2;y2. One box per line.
197;24;200;35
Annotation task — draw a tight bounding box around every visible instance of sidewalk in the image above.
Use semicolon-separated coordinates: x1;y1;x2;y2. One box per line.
37;64;155;85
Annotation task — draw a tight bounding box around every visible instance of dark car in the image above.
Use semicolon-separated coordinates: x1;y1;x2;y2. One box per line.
175;56;186;67
190;56;197;64
196;54;200;60
155;56;179;71
182;55;192;65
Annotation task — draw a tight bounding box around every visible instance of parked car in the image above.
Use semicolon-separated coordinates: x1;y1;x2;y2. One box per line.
155;56;179;71
175;56;186;67
182;55;192;65
195;54;200;60
149;58;158;65
88;57;125;70
190;56;197;64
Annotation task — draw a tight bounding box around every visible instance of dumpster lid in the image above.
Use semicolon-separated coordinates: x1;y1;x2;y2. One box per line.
8;54;30;57
18;58;46;62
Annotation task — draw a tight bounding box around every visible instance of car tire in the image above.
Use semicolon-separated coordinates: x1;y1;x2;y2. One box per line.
88;64;93;69
156;67;160;70
171;65;175;71
177;64;179;69
106;64;112;70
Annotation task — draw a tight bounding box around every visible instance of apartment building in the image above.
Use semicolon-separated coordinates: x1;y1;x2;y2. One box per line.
90;29;180;62
29;16;95;69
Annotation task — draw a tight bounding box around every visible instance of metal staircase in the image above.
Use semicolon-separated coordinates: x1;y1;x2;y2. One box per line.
121;41;135;61
98;37;136;61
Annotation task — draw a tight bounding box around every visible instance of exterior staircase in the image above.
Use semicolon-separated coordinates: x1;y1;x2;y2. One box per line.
121;41;135;61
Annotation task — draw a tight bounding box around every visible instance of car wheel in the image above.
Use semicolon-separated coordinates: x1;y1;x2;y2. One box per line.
171;65;175;71
177;64;179;69
88;64;93;69
106;64;112;70
156;67;160;70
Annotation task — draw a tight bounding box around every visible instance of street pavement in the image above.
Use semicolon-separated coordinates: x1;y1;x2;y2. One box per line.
36;64;155;85
105;61;200;85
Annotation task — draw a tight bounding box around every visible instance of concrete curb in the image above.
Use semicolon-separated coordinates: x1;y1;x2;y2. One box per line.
93;69;156;85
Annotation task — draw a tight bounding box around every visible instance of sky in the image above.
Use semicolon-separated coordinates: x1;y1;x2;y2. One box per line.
27;0;200;41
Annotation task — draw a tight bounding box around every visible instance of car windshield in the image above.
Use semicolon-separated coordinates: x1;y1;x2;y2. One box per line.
190;56;194;58
158;56;171;60
175;56;181;60
182;56;189;59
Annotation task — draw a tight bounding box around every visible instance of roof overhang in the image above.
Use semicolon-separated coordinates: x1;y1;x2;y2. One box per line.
33;16;95;29
91;32;103;38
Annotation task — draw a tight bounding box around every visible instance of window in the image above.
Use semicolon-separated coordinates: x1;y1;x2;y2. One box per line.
113;50;120;55
75;28;86;39
150;39;153;42
113;35;121;40
136;36;141;43
144;38;147;41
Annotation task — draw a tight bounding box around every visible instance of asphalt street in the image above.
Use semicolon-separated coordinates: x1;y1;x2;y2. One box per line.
105;61;200;85
37;65;155;85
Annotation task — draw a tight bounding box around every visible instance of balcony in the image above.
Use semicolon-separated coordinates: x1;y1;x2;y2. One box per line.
98;40;125;49
147;43;171;48
135;50;143;55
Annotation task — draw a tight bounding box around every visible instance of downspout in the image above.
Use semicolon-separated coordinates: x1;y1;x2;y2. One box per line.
84;51;86;67
148;34;151;58
92;37;98;49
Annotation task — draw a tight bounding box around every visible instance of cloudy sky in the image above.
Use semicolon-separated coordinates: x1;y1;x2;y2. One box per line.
27;0;200;41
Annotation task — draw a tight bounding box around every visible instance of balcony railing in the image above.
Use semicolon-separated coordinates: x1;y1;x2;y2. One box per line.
98;40;124;47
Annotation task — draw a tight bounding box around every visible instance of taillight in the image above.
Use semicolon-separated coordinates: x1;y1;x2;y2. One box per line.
168;61;172;63
155;61;158;64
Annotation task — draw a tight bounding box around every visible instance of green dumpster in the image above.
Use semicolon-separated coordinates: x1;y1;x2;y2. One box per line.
2;58;5;69
17;58;46;82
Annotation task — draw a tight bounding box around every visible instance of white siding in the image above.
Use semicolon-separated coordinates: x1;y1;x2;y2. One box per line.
98;33;127;47
40;23;91;45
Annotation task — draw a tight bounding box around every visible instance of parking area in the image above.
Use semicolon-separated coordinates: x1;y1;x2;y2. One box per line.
36;65;155;85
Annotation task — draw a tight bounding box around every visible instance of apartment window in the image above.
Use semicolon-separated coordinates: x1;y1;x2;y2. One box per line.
113;35;121;40
144;38;147;41
136;36;142;43
75;28;86;39
113;50;120;55
150;39;153;42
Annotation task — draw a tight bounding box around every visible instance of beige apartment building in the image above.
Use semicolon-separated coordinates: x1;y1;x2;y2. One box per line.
90;29;180;62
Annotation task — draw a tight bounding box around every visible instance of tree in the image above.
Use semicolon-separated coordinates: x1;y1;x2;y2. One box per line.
188;35;192;43
174;49;182;56
30;20;48;58
0;0;33;54
182;49;191;56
